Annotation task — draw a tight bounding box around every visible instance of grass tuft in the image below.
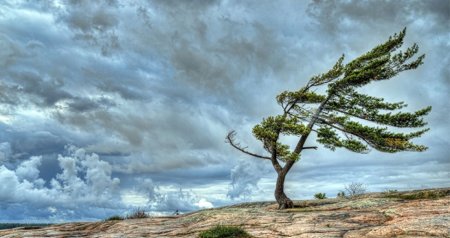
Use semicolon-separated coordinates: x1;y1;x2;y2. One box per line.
198;225;251;238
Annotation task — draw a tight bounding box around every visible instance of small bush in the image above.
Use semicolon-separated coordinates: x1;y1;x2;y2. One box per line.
383;190;447;200
105;215;124;221
126;208;149;219
344;182;366;197
337;191;346;198
314;193;327;199
198;225;251;238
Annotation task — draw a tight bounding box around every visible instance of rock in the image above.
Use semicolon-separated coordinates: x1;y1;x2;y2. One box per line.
1;188;449;238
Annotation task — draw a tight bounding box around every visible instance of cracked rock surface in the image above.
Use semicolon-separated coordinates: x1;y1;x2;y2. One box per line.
1;188;449;238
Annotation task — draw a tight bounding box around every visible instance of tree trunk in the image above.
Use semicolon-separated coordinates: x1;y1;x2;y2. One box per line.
274;171;294;209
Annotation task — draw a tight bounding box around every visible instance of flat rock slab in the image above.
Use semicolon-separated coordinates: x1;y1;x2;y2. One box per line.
1;188;449;238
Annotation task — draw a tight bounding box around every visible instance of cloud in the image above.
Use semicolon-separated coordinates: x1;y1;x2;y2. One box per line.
0;33;25;68
0;0;448;222
15;156;42;182
0;146;123;222
0;144;221;221
151;188;214;213
9;71;73;107
227;159;266;199
55;0;121;56
0;142;12;163
306;0;450;35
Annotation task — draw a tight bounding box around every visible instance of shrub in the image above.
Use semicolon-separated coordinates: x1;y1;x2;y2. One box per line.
314;193;327;199
126;208;149;219
383;190;447;200
105;215;124;221
344;182;366;197
337;191;346;198
402;190;447;200
198;225;251;238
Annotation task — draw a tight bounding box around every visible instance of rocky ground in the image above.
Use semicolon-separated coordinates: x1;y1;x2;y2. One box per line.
1;188;449;238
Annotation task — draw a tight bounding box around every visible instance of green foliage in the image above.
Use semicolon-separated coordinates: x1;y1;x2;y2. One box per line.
312;28;430;153
251;28;430;159
227;28;431;209
309;55;345;87
277;90;326;107
383;190;448;200
252;115;307;161
198;225;251;238
105;215;124;221
331;28;424;92
317;126;369;153
337;191;346;198
314;193;327;199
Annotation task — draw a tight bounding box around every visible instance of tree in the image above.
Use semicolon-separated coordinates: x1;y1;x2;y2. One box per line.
226;28;431;209
314;192;327;199
344;182;367;197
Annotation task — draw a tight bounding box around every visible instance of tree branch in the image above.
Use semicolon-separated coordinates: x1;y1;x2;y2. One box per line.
316;118;375;150
302;146;318;150
293;96;333;157
226;131;271;160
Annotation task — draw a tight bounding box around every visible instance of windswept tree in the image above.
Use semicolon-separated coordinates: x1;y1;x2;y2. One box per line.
226;29;431;209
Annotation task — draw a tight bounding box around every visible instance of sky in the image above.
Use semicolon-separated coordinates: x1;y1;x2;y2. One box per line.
0;0;449;222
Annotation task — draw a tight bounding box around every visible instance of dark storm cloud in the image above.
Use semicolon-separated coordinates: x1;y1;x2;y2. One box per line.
9;71;73;107
37;0;311;162
56;0;121;56
307;0;450;34
67;96;116;112
0;0;448;221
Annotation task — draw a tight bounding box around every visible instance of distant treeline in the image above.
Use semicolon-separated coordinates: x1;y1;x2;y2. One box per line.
0;223;52;230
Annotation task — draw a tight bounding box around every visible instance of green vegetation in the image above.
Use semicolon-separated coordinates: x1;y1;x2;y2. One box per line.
383;190;448;200
337;191;346;198
227;28;431;209
199;225;251;238
105;215;125;221
314;193;327;199
104;208;149;221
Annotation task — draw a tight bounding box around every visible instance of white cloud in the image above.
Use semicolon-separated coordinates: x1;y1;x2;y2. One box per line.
227;159;266;200
0;145;222;221
150;188;214;213
121;191;149;207
0;146;123;221
15;156;42;182
195;198;214;209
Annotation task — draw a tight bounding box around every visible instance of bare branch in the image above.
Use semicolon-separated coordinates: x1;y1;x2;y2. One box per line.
226;131;271;160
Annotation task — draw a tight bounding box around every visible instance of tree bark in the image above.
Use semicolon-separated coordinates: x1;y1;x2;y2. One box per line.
274;170;294;209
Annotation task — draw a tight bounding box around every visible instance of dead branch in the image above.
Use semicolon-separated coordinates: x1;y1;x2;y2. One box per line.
226;131;271;160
